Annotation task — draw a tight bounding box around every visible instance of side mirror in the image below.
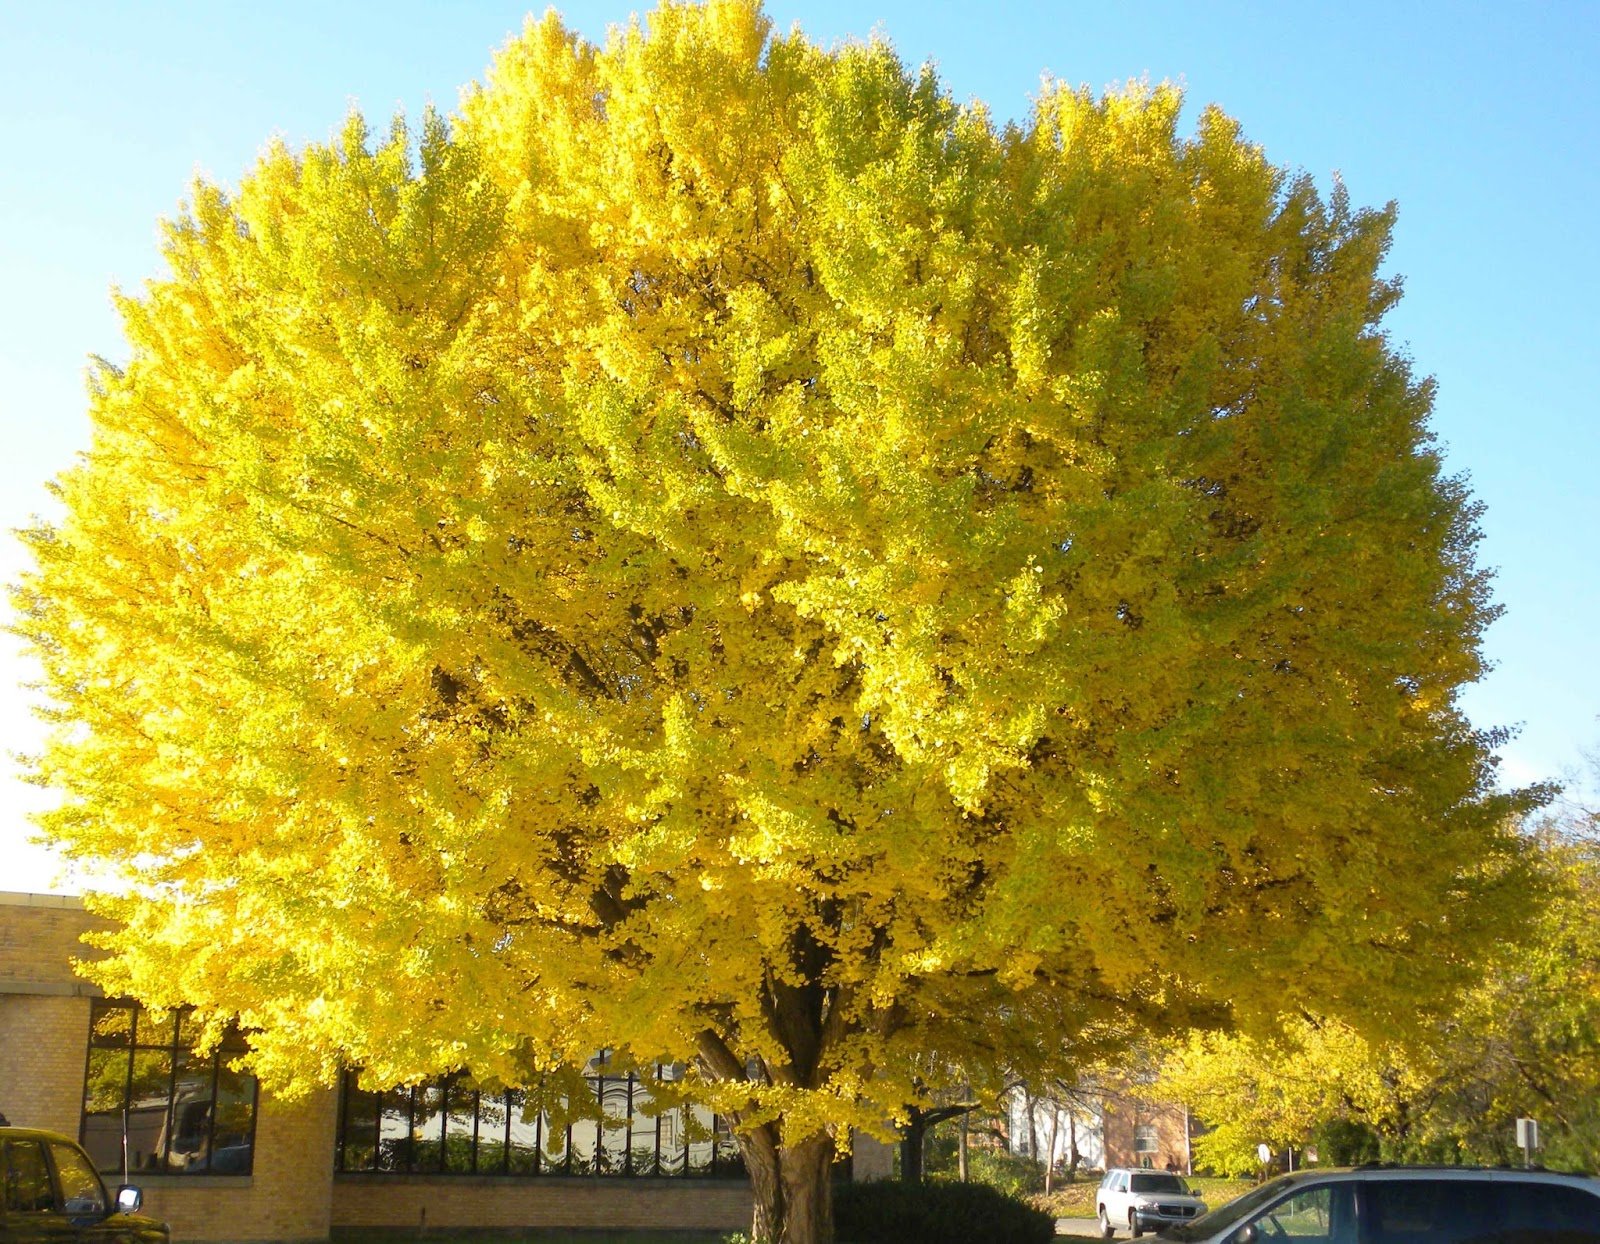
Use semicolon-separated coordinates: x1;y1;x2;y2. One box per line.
115;1185;143;1214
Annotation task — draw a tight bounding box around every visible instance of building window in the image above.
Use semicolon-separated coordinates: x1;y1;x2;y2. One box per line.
1133;1123;1159;1168
80;1000;258;1176
336;1055;745;1178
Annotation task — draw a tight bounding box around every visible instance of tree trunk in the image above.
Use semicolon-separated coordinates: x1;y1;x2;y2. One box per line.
1045;1104;1061;1194
899;1112;927;1184
958;1104;969;1182
741;1127;836;1244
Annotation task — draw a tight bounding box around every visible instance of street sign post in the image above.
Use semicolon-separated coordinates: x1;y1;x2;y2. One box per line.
1516;1117;1540;1167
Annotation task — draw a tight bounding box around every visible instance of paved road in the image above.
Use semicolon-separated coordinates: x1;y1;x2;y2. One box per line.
1058;1218;1171;1239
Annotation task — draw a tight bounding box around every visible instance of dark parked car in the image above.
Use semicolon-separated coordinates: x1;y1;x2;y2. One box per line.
1157;1165;1600;1243
1;1127;168;1244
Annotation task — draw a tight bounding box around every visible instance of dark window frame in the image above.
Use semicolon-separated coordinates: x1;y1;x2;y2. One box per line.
334;1066;747;1180
79;999;260;1178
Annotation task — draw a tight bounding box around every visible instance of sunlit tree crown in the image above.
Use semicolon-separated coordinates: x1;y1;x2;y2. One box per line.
17;0;1530;1192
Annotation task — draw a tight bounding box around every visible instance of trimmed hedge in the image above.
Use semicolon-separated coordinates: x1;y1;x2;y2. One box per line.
834;1178;1056;1244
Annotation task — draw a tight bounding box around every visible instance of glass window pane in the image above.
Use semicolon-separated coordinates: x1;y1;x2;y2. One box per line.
176;1010;206;1048
126;1050;173;1172
80;1004;256;1179
133;1009;176;1050
685;1104;715;1176
505;1091;541;1175
656;1105;687;1175
443;1080;477;1174
80;1112;125;1176
49;1143;106;1217
376;1088;414;1172
1364;1180;1486;1243
474;1092;509;1174
89;1001;132;1048
568;1117;598;1175
539;1112;567;1174
712;1113;743;1178
162;1052;215;1172
598;1077;630;1175
210;1064;256;1174
412;1083;446;1173
3;1140;56;1213
1249;1184;1354;1240
83;1047;128;1117
329;1067;757;1182
1500;1182;1600;1232
340;1075;379;1172
629;1081;661;1177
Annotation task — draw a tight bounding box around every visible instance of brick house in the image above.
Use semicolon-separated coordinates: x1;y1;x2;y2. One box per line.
1100;1098;1193;1174
0;891;890;1242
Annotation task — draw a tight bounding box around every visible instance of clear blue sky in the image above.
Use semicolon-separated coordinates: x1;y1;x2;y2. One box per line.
2;1;1597;891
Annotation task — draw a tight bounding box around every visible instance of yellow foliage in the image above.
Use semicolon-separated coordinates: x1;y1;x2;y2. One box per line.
14;0;1533;1206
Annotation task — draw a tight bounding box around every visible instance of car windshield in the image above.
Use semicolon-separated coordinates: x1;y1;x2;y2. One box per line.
1130;1173;1189;1194
1159;1175;1306;1241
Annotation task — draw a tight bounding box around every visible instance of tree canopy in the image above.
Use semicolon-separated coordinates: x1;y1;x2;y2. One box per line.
1150;805;1600;1176
14;3;1535;1240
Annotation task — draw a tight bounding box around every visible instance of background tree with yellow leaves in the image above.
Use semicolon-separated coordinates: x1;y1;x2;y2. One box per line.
1150;800;1600;1177
13;2;1538;1240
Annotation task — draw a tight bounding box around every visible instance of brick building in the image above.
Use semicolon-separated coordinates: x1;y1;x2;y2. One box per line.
0;891;890;1242
1101;1098;1192;1174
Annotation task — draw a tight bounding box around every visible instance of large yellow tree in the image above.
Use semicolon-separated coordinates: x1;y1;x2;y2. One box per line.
15;4;1534;1240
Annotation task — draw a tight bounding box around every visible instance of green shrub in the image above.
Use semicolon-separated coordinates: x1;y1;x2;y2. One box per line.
959;1147;1046;1198
1310;1118;1381;1166
834;1179;1055;1244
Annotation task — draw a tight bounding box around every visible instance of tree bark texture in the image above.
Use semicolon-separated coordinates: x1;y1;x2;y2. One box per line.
899;1114;926;1184
739;1126;835;1244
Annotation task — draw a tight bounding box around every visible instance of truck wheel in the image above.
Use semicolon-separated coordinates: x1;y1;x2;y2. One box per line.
1130;1210;1143;1238
1099;1206;1115;1238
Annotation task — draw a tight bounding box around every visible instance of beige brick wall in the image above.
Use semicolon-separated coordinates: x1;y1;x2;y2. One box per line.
0;892;111;991
331;1174;751;1233
0;993;93;1132
0;893;104;1133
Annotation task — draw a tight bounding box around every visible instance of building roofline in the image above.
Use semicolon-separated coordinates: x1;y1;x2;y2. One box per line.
0;890;86;909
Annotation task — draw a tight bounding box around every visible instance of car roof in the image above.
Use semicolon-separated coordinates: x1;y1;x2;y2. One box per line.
1269;1166;1599;1187
0;1127;79;1143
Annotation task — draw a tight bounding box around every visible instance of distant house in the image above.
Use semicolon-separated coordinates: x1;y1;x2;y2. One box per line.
1005;1081;1194;1176
1102;1099;1193;1173
1006;1088;1107;1173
